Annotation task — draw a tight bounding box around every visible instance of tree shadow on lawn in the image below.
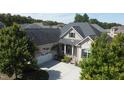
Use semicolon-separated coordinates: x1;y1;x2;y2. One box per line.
17;70;49;80
48;70;61;80
11;64;49;80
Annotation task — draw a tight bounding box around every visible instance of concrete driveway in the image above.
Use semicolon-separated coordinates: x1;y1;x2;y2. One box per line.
40;60;81;80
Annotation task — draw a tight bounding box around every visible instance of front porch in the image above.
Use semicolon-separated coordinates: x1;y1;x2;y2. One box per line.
59;44;90;63
59;39;91;63
59;39;81;63
63;44;77;63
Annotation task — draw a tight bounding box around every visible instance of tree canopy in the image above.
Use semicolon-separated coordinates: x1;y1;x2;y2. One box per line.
80;33;124;80
74;13;89;22
74;13;121;29
0;23;36;79
0;13;63;27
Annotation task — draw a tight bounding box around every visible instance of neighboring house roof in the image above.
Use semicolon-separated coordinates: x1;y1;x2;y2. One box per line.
60;22;105;38
108;26;124;34
116;26;124;33
22;23;61;45
0;22;5;29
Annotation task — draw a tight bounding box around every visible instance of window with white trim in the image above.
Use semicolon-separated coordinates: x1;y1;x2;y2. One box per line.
69;32;75;38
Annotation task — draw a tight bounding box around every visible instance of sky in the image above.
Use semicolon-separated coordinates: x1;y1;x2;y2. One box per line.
13;13;124;25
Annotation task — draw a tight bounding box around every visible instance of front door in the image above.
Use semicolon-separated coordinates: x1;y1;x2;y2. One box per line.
66;45;72;55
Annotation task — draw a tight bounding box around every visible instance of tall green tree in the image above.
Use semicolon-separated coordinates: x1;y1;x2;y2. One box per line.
108;33;124;79
74;14;84;22
0;23;36;79
80;33;124;80
89;19;99;24
0;13;63;27
74;13;121;29
74;13;89;22
83;13;89;22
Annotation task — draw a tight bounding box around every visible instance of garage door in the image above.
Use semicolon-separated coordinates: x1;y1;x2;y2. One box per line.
36;53;53;65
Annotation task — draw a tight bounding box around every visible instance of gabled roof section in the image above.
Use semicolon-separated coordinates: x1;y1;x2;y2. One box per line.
77;34;112;46
72;26;85;37
76;36;94;46
60;26;83;39
60;22;105;38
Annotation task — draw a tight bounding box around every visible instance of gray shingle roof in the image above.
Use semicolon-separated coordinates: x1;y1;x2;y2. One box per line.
26;28;61;45
23;25;61;45
116;26;124;33
21;23;44;29
91;24;105;32
72;26;85;37
60;22;105;38
90;24;102;36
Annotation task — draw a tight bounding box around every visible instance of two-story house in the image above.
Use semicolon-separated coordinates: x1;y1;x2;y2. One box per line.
0;22;105;65
59;22;105;63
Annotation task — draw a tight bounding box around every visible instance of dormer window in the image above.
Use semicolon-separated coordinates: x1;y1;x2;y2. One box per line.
69;32;75;38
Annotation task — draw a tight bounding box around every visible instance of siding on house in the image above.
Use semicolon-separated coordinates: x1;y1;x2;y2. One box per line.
35;42;58;57
81;39;92;49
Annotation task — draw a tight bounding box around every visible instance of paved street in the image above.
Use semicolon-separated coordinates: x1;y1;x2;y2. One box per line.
40;60;81;80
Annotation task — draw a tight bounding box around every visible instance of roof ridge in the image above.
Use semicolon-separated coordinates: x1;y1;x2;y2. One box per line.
61;22;103;38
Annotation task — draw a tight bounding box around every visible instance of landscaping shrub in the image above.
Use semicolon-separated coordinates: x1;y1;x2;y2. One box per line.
61;55;72;63
76;58;87;67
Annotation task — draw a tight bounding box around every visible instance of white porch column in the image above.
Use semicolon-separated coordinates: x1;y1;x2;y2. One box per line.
72;46;74;57
77;47;81;62
64;44;66;55
86;49;88;58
